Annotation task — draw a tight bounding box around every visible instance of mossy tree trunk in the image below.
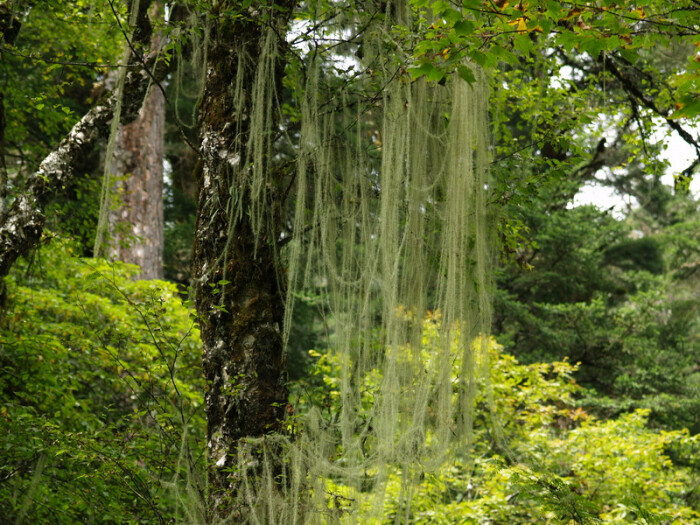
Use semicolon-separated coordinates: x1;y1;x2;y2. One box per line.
0;1;167;302
191;1;296;518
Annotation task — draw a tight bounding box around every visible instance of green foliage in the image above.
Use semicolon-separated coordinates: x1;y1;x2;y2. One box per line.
300;331;699;523
44;166;103;256
406;0;698;95
1;1;127;256
603;237;664;275
0;239;205;524
2;0;698;521
163;185;197;285
495;197;700;432
2;1;122;170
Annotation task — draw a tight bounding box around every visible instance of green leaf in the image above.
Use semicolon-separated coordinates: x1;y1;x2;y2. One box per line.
579;36;607;57
457;65;476;84
491;45;517;65
669;98;700;119
556;30;578;52
431;0;450;15
453;19;475;36
443;8;462;26
513;34;534;54
410;63;445;83
539;17;553;35
469;49;487;66
546;0;563;18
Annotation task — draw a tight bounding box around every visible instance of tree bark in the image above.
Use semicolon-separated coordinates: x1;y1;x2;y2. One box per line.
109;75;166;280
0;2;21;220
191;2;295;518
107;2;166;280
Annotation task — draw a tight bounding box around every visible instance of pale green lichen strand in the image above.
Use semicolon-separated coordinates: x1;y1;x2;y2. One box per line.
202;1;494;521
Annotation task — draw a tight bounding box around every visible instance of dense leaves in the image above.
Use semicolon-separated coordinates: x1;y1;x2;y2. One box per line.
0;240;205;524
495;196;700;431
295;325;700;523
0;0;699;522
0;231;697;521
2;1;121;172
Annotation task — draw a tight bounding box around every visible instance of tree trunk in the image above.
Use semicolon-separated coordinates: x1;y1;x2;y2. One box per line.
191;3;295;519
108;84;165;280
0;1;20;223
103;1;165;280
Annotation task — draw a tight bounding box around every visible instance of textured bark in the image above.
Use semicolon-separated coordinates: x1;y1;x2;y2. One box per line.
0;0;169;290
0;91;8;218
109;75;166;280
191;2;295;518
107;2;166;280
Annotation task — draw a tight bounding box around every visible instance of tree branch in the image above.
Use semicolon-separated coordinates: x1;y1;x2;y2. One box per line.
605;54;700;155
0;1;21;220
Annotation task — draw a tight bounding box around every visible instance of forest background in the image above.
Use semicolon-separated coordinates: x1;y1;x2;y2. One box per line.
0;0;699;523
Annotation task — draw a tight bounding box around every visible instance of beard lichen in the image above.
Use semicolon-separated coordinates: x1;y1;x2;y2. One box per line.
191;1;495;521
227;39;492;525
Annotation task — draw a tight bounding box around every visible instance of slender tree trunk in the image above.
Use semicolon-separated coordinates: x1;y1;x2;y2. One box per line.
191;2;295;518
0;2;21;306
108;84;165;279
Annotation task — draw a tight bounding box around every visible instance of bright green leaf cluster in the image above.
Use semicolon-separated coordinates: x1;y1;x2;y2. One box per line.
0;239;205;524
297;320;700;523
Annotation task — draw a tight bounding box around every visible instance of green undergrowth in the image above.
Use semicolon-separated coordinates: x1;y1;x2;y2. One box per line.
0;238;206;524
1;239;698;523
294;328;700;523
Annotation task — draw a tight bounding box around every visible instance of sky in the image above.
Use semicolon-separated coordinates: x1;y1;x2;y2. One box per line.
573;126;700;215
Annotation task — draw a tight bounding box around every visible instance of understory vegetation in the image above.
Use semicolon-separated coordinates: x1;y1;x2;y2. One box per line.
1;239;698;523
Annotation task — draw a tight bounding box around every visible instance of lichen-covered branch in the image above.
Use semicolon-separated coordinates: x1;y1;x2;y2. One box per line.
0;102;111;279
0;2;21;220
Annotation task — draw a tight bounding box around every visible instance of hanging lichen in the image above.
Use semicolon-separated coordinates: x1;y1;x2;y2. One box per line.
278;71;492;523
172;8;209;130
192;0;494;521
93;47;129;258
